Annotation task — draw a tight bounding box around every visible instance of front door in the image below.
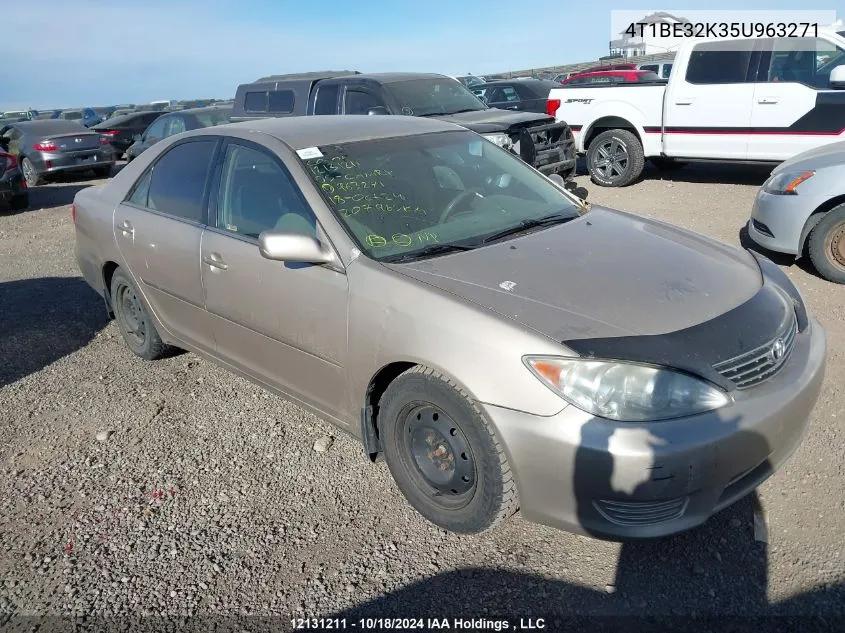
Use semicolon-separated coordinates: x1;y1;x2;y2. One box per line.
113;138;218;352
662;39;757;159
201;140;350;422
748;36;845;160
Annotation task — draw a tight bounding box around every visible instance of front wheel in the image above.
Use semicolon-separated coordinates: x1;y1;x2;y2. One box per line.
808;203;845;284
110;268;174;359
379;366;519;534
586;129;644;187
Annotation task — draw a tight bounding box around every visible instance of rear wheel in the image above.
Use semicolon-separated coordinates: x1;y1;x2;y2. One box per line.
10;192;28;211
21;157;41;187
586;129;644;187
110;268;173;360
808;203;845;284
379;366;519;534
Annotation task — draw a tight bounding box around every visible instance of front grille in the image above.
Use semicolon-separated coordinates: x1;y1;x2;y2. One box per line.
594;497;688;527
751;219;775;238
713;312;798;389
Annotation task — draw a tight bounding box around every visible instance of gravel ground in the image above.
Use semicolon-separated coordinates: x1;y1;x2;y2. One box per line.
0;162;843;631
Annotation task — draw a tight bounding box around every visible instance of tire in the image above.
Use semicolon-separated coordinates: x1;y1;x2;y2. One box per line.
110;268;173;360
9;192;28;211
807;203;845;284
21;157;41;187
650;157;687;171
94;166;111;178
586;129;644;187
378;366;519;534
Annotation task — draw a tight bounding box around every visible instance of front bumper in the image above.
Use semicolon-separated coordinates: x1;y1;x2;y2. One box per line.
515;121;577;178
482;317;826;540
748;189;827;256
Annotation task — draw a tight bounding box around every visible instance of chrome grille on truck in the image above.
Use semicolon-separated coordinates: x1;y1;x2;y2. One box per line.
712;312;798;389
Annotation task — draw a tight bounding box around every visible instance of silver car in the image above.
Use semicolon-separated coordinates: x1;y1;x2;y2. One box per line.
748;141;845;284
73;116;826;539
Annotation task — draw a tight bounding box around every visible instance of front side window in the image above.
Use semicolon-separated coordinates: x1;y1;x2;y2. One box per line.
344;90;385;115
301;130;582;261
662;63;673;78
145;140;216;222
686;40;754;84
217;143;315;238
766;37;845;88
385;78;487;116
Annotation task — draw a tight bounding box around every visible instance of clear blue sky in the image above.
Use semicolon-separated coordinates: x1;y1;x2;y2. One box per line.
0;0;841;110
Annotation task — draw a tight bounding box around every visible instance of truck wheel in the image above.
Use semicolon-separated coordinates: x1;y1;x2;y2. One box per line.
807;203;845;284
586;129;644;187
650;157;687;171
378;366;519;534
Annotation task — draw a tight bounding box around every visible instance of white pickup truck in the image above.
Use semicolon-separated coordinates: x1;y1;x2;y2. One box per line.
549;28;845;186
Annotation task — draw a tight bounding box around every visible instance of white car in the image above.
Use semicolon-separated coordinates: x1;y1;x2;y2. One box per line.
549;28;845;186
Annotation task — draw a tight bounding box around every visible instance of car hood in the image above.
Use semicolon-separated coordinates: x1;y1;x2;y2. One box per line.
773;139;845;173
384;207;762;343
431;109;554;133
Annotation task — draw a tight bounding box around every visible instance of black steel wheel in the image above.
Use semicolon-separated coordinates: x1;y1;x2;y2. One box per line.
110;268;172;360
808;203;845;284
379;366;519;534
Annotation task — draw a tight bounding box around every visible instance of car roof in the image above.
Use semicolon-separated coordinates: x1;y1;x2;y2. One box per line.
7;119;87;134
349;72;448;83
224;115;464;150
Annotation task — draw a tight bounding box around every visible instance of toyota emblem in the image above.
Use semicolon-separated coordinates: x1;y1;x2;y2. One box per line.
770;338;786;361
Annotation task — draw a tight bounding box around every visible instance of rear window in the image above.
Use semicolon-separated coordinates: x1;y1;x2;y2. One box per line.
686;40;754;84
243;90;295;113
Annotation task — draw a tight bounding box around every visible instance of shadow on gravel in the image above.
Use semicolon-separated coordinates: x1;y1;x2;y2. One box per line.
0;276;109;388
738;225;819;277
640;162;775;187
25;184;92;211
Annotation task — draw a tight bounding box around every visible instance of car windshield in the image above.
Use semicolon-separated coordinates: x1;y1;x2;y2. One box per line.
301;130;584;261
385;79;487;116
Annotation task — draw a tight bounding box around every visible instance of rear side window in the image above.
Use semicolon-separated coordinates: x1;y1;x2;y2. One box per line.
686;41;754;84
344;90;385;114
145;140;216;222
314;84;339;115
244;90;295;113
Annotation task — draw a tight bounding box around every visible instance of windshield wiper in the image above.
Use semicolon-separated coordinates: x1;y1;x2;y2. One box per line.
381;243;476;263
481;213;576;244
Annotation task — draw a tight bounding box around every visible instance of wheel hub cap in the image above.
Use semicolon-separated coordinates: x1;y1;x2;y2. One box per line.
594;139;629;178
830;225;845;267
406;406;475;496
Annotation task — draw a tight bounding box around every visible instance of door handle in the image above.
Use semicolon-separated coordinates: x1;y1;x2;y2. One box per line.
117;220;133;236
757;97;779;104
674;99;694;105
203;253;229;270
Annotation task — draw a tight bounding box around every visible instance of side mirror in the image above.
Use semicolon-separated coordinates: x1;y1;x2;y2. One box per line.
258;231;337;264
367;106;389;116
830;65;845;89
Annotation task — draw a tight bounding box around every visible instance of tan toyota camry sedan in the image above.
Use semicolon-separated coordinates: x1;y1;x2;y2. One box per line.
73;115;826;540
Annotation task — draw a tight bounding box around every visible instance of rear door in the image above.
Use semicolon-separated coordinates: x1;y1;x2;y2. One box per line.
662;39;758;159
113;138;219;351
748;36;845;159
201;139;349;420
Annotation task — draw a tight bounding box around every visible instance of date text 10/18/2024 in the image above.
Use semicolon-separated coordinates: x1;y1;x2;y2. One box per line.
291;617;547;630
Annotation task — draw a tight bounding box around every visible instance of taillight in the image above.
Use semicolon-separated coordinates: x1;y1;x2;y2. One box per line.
71;203;76;223
0;152;17;172
33;140;58;152
546;99;561;117
99;129;120;137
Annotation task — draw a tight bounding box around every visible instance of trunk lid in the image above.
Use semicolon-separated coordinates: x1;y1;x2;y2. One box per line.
45;132;102;152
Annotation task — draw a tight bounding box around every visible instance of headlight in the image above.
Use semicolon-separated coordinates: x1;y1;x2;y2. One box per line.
762;170;814;195
482;133;514;150
524;356;730;422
